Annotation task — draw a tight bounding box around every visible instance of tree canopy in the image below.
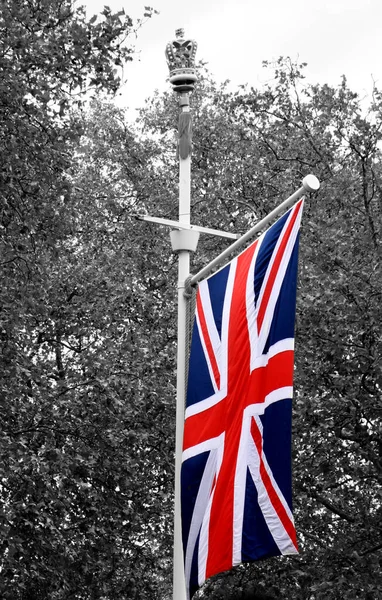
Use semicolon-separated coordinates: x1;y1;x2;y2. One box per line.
0;1;168;598
1;3;381;597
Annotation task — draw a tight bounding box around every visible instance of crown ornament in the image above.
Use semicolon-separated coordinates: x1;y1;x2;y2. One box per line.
165;28;197;93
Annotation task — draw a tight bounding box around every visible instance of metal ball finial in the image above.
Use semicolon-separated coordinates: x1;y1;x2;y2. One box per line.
302;174;320;192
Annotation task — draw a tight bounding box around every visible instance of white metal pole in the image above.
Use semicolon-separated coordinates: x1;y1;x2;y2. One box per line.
173;92;191;600
165;28;199;600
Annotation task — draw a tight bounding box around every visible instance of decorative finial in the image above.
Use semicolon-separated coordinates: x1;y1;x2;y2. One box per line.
165;29;197;93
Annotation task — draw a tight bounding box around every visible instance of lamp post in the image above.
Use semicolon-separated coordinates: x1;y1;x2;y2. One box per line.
165;29;198;600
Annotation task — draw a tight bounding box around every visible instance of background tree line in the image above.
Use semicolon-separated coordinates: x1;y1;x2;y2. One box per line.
1;1;381;598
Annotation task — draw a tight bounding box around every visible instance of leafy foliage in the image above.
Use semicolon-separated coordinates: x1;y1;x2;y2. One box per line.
1;5;381;596
0;2;169;598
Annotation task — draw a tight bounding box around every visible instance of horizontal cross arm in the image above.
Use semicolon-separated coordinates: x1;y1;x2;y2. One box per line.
137;215;239;240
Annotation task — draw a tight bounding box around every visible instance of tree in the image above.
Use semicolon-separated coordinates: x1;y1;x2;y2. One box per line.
0;2;166;598
2;10;381;595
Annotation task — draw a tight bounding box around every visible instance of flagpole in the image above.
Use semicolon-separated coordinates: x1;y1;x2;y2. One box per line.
166;29;199;600
171;89;195;600
189;174;320;287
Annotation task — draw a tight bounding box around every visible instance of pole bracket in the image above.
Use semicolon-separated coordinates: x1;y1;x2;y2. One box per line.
170;229;200;253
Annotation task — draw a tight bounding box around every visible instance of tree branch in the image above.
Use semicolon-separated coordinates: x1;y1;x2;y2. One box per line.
313;492;356;523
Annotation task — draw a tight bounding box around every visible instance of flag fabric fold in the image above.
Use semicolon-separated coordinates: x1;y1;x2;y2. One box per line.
181;199;304;599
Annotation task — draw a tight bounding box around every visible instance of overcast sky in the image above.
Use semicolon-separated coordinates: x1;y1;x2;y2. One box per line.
82;0;382;114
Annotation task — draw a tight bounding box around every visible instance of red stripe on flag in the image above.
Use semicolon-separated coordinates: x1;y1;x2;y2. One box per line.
205;242;258;578
183;401;225;450
196;292;221;390
247;350;294;402
257;201;302;332
250;418;298;551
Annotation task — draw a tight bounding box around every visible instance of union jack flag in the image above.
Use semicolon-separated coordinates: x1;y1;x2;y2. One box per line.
181;200;303;599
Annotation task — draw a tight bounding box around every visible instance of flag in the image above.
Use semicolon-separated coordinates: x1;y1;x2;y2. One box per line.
181;199;304;599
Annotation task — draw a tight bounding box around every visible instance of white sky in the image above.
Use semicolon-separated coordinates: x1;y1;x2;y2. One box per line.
82;0;382;114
